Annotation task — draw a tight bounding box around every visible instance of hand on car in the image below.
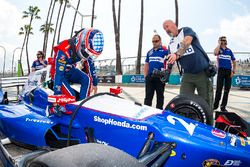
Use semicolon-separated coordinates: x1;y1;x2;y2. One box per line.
91;86;98;94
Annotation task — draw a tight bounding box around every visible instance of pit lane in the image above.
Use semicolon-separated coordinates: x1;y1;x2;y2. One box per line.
3;85;250;122
96;85;250;122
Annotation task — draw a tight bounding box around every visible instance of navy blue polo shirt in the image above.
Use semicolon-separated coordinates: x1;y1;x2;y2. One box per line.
168;27;209;74
217;47;235;70
145;46;168;75
32;60;48;71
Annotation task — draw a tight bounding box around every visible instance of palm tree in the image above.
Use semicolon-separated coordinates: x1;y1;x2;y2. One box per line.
45;0;58;56
43;0;53;54
25;25;33;74
51;0;64;57
19;25;33;76
18;26;27;76
175;0;179;27
136;0;144;74
112;0;122;75
40;23;54;58
57;0;68;43
70;0;81;37
22;6;41;74
91;0;96;27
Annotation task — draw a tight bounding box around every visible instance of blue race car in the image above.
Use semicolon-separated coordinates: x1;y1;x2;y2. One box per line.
0;67;249;167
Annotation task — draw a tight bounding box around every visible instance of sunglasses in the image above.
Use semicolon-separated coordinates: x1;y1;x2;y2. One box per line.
152;40;160;43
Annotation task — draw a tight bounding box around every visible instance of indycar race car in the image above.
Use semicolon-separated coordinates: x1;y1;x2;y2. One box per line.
0;67;250;167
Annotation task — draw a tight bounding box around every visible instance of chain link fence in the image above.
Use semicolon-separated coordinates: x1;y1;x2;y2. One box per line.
0;52;249;77
95;52;250;76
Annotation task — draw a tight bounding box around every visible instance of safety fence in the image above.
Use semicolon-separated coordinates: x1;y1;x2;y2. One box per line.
0;77;27;94
0;74;249;97
0;52;249;78
94;52;250;76
0;77;27;88
97;74;250;88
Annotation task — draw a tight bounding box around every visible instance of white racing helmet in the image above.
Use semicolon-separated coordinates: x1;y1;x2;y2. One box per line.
75;28;104;60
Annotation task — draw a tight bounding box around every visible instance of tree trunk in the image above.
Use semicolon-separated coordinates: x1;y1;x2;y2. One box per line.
25;16;33;75
57;0;67;43
45;0;56;56
70;0;81;37
43;0;53;54
51;2;63;57
112;0;122;75
118;0;121;33
19;34;27;76
26;32;31;74
91;0;96;27
175;0;179;27
136;0;144;74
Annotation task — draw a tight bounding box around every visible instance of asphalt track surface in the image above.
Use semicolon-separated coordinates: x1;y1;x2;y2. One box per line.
97;85;250;122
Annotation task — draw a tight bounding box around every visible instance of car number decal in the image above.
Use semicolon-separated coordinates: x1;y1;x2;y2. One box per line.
167;115;196;136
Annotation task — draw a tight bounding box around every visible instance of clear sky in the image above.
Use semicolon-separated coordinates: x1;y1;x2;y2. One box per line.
1;0;250;72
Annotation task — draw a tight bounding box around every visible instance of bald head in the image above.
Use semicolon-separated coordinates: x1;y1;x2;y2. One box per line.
163;20;178;37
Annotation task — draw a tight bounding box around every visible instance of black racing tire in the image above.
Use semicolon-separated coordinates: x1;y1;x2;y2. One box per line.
28;143;145;167
165;94;213;125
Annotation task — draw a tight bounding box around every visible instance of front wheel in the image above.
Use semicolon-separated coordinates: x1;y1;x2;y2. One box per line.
165;94;213;125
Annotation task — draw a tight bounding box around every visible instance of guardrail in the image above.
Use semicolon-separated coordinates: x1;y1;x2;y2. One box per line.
0;77;28;94
0;77;28;88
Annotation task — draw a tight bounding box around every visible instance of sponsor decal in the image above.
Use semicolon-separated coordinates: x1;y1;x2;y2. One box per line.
93;116;147;131
230;135;237;147
202;159;220;167
169;103;175;108
96;139;109;145
148;50;153;56
239;137;246;146
59;66;64;71
211;129;226;138
48;97;57;103
224;160;241;166
58;59;66;64
97;76;115;83
57;97;75;103
26;118;53;124
134;107;149;119
170;150;176;157
190;101;206;123
61;55;65;60
122;75;145;83
148;56;164;63
167;115;196;136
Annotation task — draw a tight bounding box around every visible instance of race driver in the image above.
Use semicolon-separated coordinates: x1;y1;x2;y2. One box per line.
51;28;104;100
